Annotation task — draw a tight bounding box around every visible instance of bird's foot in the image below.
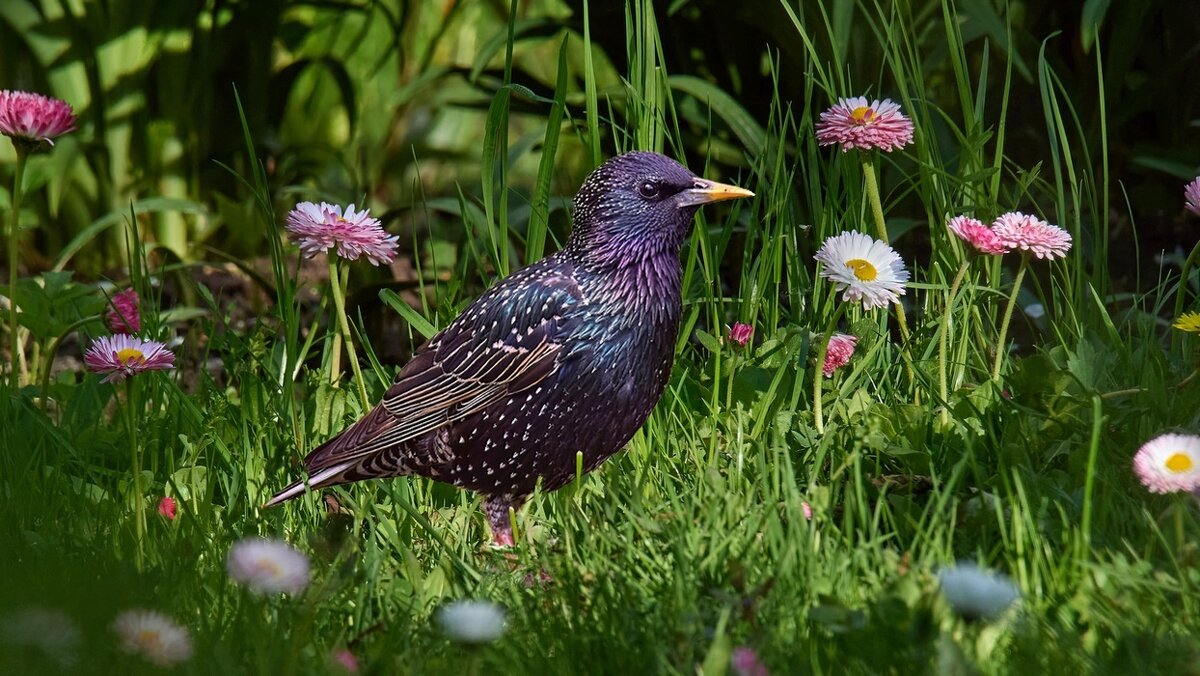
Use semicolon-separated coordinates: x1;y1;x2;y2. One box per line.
521;567;554;589
490;530;515;548
482;494;524;549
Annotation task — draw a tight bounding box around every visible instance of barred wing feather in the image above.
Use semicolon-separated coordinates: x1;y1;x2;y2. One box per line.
298;266;582;477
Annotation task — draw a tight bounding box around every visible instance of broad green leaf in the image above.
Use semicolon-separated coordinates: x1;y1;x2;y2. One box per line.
528;35;570;264
669;75;765;159
694;329;722;354
379;289;437;340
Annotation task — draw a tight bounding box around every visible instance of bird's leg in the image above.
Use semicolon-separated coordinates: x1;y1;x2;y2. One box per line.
483;494;523;547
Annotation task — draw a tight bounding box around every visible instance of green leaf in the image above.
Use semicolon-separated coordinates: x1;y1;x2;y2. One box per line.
698;608;732;676
52;198;207;272
159;307;209;324
379;289;437;340
170;466;208;503
669;75;766;159
468;19;550;83
14;273;105;339
581;0;601;167
1081;0;1113;53
694;329;722;354
527;34;570;265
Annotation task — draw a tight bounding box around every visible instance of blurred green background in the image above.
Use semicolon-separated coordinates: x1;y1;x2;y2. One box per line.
3;0;1197;289
6;2;1200;673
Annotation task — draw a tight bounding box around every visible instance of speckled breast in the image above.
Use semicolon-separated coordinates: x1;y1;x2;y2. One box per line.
440;316;678;497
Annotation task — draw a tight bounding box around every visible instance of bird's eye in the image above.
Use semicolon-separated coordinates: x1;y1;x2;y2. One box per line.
637;181;660;199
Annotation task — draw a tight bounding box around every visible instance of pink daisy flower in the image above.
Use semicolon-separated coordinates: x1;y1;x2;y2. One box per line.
83;334;175;384
1185;177;1200;217
728;322;753;348
285;202;398;266
822;333;858;377
815;96;914;152
948;215;1008;256
157;496;177;520
1133;433;1200;494
990;212;1072;260
331;648;359;673
105;288;141;334
731;646;769;676
0;90;76;144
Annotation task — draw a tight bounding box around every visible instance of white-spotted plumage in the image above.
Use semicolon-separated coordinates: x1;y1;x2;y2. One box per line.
267;152;752;545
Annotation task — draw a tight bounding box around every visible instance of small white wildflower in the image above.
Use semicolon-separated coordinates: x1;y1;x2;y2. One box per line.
226;538;311;595
937;562;1020;621
112;609;192;667
436;600;506;643
0;607;81;667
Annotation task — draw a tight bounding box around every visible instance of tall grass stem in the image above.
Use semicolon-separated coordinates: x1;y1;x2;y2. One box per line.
938;261;972;424
1172;242;1200;350
860;153;915;388
125;378;145;569
813;302;848;434
1079;395;1102;561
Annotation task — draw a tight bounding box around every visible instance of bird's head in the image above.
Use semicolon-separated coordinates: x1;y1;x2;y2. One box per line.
568;151;753;267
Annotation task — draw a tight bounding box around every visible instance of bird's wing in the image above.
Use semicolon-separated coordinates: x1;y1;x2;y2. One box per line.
302;263;584;472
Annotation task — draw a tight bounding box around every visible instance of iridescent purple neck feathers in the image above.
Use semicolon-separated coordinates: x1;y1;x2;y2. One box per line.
567;152;704;268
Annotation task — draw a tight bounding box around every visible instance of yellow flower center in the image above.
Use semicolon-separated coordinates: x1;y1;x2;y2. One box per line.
254;558;283;578
850;106;875;124
846;258;878;281
1165;452;1194;474
116;347;146;366
137;629;162;649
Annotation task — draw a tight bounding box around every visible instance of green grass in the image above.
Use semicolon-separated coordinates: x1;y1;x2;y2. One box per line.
4;0;1200;674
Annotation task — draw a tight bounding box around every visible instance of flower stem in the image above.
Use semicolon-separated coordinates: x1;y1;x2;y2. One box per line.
329;258;370;406
860;154;916;390
813;302;848;435
991;255;1028;380
125;378;145;570
724;328;748;413
938;261;972;425
724;352;736;413
860;155;891;244
329;312;343;387
7;147;28;388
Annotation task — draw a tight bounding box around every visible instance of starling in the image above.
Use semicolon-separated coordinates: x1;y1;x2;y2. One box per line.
266;151;753;545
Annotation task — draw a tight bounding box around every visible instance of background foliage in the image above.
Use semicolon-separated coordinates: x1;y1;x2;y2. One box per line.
3;0;1200;674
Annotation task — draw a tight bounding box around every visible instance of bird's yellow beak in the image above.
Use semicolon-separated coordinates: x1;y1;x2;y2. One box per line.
677;178;755;208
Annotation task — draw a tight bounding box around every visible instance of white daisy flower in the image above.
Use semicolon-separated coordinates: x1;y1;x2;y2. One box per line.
436;600;506;643
226;538;311;595
112;609;192;667
1133;433;1200;494
814;231;909;310
937;562;1020;621
1;607;81;667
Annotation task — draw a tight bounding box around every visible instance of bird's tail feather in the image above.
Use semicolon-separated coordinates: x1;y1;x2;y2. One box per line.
264;405;401;508
263;458;358;508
